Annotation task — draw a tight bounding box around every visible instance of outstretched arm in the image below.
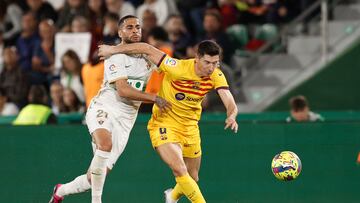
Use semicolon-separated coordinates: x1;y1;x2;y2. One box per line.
99;43;166;66
116;79;171;113
218;89;238;133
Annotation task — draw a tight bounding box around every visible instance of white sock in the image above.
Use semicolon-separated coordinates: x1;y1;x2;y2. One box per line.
56;174;91;197
90;150;110;203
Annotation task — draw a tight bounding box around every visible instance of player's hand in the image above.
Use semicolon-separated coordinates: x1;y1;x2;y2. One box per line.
225;117;238;133
98;44;115;60
154;96;171;114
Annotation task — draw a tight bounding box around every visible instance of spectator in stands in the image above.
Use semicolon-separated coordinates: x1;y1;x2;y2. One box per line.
14;0;30;10
46;0;66;11
81;50;104;107
147;26;172;54
26;0;58;22
102;12;121;45
200;9;234;63
60;50;85;103
16;11;40;77
127;0;143;7
0;1;23;45
164;14;193;59
0;88;19;116
0;30;4;72
13;85;56;125
49;81;67;115
148;26;173;54
56;0;90;32
141;9;158;43
32;19;56;88
264;0;291;24
105;0;136;18
286;95;324;122
70;15;90;33
13;85;57;125
217;0;239;28
239;0;267;24
164;0;180;16
136;0;169;25
176;0;210;37
88;0;106;43
71;15;98;60
0;46;29;108
63;87;84;113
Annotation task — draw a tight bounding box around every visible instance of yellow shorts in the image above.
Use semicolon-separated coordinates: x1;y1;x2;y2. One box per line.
147;118;201;158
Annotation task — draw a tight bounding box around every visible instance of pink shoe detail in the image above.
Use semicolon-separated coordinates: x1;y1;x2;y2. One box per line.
49;184;64;203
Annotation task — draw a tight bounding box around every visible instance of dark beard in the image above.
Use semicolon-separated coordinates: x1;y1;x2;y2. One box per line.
122;37;136;44
122;38;132;44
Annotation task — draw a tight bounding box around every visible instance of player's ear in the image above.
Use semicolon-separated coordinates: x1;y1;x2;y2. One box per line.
118;29;122;39
195;54;200;63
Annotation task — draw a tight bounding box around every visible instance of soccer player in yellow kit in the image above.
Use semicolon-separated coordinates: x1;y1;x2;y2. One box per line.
99;40;238;203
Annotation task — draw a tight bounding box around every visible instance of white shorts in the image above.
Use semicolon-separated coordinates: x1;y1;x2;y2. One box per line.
85;101;137;170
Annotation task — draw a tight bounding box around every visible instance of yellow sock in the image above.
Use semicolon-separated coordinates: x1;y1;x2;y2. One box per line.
171;184;183;200
175;174;206;203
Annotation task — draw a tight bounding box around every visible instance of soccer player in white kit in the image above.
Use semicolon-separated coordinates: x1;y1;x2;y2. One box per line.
49;15;171;203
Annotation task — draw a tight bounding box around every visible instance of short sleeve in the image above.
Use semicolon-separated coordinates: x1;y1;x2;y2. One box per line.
104;54;128;83
212;68;229;90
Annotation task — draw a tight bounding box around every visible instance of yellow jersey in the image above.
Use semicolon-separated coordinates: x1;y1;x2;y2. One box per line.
151;55;229;127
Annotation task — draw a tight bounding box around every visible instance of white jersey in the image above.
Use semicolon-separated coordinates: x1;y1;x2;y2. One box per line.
91;53;153;116
86;53;154;169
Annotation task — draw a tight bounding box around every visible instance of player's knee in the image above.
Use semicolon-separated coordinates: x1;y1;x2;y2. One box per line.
96;142;112;152
87;167;111;182
86;171;92;183
171;163;188;177
189;172;199;182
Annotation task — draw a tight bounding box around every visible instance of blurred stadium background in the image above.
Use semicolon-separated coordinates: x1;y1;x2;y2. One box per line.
1;0;360;202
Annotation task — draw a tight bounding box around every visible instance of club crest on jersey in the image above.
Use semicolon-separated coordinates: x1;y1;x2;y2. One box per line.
192;82;201;90
165;58;177;66
145;59;152;70
175;93;185;100
109;64;115;71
